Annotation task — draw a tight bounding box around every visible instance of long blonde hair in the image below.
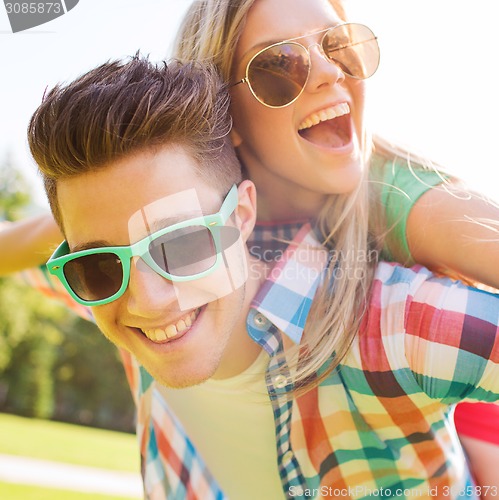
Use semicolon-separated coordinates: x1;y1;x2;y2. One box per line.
174;0;383;392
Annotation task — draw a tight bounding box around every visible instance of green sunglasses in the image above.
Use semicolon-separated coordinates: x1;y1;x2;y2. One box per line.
47;184;239;306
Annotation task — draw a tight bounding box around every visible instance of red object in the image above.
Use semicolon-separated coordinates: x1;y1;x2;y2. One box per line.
454;402;499;445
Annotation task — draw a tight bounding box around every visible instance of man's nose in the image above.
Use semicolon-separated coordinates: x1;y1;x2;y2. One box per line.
124;257;178;317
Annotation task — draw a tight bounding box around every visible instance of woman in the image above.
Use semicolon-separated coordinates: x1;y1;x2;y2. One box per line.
172;0;499;492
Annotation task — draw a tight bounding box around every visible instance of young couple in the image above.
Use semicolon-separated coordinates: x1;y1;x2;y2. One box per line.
5;0;499;498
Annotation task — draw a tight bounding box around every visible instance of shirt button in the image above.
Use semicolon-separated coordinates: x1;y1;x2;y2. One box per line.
274;374;288;389
253;313;268;328
282;450;294;466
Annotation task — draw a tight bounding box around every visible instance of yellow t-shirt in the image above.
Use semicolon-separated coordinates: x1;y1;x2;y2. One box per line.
157;351;285;499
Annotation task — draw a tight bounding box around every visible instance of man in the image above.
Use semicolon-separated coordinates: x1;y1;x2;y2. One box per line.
28;57;323;498
29;57;273;387
28;56;499;500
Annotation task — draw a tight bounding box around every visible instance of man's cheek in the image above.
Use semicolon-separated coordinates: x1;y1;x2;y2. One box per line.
91;312;124;348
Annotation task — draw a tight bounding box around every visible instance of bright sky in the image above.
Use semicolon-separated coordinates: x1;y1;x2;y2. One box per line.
1;0;498;207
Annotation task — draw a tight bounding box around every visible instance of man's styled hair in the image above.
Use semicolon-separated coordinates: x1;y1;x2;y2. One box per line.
28;55;241;228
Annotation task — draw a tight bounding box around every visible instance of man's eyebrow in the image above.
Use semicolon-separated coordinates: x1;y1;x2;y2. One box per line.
144;212;206;233
70;212;207;252
71;240;112;253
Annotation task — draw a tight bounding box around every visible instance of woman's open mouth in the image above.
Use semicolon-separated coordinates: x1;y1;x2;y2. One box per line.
298;103;352;149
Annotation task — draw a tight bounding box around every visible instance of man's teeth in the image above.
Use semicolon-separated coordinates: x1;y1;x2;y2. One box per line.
298;103;350;131
142;309;200;342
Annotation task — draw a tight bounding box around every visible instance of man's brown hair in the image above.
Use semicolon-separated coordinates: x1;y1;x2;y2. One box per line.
28;55;241;228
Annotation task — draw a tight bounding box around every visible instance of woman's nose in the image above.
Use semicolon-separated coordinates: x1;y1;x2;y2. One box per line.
305;42;345;92
124;257;178;317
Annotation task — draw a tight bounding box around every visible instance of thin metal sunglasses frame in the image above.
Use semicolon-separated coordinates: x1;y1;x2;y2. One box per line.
233;23;379;108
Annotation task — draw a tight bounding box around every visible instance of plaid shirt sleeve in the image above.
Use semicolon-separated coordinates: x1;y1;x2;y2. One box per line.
289;262;498;497
371;263;499;403
20;265;95;321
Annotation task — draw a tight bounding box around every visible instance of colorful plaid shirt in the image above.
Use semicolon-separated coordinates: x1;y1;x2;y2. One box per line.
22;223;499;499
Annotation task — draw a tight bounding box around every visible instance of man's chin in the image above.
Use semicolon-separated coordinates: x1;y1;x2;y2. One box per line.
146;359;220;389
154;371;215;390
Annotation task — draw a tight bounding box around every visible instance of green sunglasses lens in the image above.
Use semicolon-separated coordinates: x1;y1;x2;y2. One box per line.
148;225;217;277
64;252;124;302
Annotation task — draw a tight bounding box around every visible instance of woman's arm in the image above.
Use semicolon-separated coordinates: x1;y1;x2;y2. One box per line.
0;213;62;275
459;435;499;498
407;183;499;289
1;214;93;320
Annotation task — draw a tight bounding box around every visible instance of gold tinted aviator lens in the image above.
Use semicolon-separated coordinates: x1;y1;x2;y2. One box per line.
247;42;311;108
321;23;379;80
234;23;379;108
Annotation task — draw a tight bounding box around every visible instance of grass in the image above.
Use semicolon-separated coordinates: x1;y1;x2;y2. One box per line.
0;413;140;473
0;481;138;500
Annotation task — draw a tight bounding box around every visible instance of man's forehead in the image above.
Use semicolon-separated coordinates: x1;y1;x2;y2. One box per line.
65;185;217;251
57;145;223;248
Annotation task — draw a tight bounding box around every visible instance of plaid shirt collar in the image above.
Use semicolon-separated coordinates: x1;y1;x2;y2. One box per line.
248;222;329;348
244;223;330;495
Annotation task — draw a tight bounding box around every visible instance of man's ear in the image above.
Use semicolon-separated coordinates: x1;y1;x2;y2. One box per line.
234;180;256;242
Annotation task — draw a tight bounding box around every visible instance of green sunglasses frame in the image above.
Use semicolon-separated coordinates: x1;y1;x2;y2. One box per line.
47;184;239;306
233;22;379;108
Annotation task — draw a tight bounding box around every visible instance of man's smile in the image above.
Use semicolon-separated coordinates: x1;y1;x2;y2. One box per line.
141;307;201;343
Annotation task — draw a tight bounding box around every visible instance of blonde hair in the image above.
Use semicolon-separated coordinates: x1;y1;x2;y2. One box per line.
174;0;383;393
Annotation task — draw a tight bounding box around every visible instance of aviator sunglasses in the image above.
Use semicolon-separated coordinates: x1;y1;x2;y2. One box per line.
233;23;380;108
47;184;239;306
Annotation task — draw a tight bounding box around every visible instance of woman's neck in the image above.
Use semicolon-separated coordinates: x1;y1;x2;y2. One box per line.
247;172;327;222
257;194;322;222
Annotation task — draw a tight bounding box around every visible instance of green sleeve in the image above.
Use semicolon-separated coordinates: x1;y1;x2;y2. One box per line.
370;153;448;263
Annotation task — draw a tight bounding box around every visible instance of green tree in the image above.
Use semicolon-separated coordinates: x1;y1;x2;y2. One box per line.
0;152;30;221
0;277;66;419
0;155;135;431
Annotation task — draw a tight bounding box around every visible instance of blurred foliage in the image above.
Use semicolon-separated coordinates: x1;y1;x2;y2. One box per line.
0;153;31;221
0;155;135;432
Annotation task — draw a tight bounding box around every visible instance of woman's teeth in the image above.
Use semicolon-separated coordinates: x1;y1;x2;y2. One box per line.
298;103;350;131
142;308;200;343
